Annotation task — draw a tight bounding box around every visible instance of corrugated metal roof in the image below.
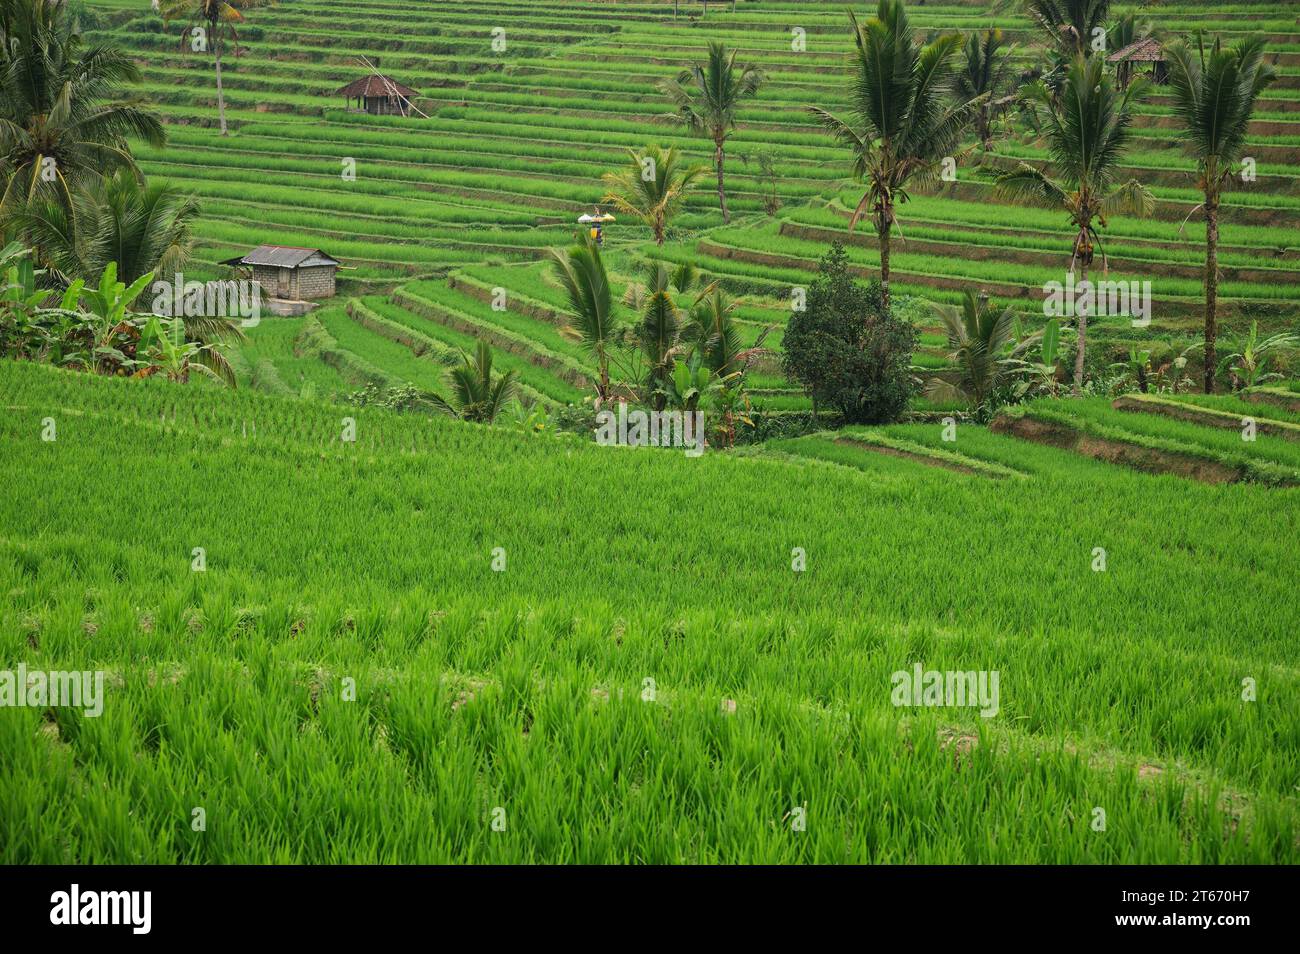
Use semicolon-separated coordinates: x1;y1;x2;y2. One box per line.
334;74;417;99
230;246;340;268
1108;37;1163;63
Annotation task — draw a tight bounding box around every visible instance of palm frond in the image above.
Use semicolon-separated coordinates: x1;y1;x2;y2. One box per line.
549;233;617;359
993;162;1068;209
1101;178;1154;218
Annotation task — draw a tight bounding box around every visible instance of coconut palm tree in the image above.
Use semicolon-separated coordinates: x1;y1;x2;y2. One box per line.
157;0;273;137
0;0;164;219
1024;0;1114;96
429;341;518;424
661;42;764;223
1024;0;1112;58
13;170;199;287
994;55;1153;395
602;145;706;246
636;262;682;410
926;290;1023;410
684;282;766;381
807;0;984;315
1164;34;1276;393
550;232;620;405
956;29;1016;148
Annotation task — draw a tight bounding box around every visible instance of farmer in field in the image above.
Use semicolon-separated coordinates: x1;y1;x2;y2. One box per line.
579;208;613;246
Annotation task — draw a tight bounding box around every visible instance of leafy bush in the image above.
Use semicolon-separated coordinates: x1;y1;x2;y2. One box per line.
733;409;841;445
347;382;433;413
2;244;237;384
781;243;917;425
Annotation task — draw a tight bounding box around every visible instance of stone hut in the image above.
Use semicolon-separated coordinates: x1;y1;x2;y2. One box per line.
223;245;341;301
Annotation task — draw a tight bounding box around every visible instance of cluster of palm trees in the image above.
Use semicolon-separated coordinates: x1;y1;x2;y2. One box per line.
584;0;1280;424
1;0;169;238
0;0;201;285
549;233;765;444
0;0;237;381
604;1;1278;407
809;0;1276;397
574;42;773;443
601;40;765;244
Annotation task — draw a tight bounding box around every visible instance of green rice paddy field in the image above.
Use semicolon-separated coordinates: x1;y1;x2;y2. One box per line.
1;0;1298;863
78;0;1300;405
3;355;1299;863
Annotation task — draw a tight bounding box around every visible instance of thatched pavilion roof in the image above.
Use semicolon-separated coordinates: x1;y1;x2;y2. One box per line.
1107;37;1163;63
334;74;417;98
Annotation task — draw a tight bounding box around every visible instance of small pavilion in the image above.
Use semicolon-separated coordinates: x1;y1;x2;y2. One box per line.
1107;37;1168;89
335;74;418;116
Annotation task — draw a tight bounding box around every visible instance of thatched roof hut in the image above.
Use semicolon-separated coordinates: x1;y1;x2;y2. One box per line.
1107;37;1167;87
335;74;418;116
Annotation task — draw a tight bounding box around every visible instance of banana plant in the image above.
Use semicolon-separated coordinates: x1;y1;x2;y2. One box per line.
1110;345;1154;393
661;354;722;413
1217;321;1299;391
75;262;156;373
1149;341;1203;395
1020;317;1061;397
1;242;49;358
1;242;88;363
42;283;91;368
135;315;226;384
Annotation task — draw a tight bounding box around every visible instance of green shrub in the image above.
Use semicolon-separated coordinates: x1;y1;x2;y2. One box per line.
781;243;917;425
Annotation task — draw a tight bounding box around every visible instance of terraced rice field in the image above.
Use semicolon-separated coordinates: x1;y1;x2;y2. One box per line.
3;0;1297;867
3;360;1299;862
78;0;1300;405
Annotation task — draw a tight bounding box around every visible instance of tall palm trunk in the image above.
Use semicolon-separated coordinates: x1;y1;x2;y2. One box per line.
212;18;228;136
878;213;892;316
1073;258;1088;396
1203;196;1219;393
597;347;610;406
714;138;729;223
